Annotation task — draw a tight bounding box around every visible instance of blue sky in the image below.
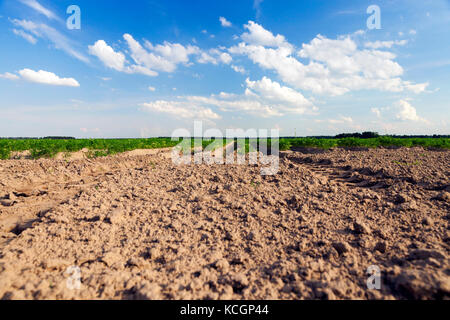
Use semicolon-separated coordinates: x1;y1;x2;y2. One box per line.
0;0;449;138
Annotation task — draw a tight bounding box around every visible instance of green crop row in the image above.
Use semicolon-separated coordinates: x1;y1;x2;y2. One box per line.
0;138;180;160
0;137;448;160
282;137;450;150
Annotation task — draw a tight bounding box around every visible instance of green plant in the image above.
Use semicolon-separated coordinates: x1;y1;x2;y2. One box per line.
0;148;10;160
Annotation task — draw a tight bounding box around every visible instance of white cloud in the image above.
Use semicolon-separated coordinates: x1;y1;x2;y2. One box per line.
140;77;316;119
140;101;221;120
396;100;424;122
403;81;430;94
0;72;20;80
298;35;404;79
245;77;315;113
18;68;80;87
89;40;126;71
369;101;427;123
364;40;408;49
197;49;232;65
409;29;417;35
20;0;58;20
80;127;100;133
231;65;246;74
197;52;218;64
88;39;157;76
11;19;88;62
371;107;381;118
145;39;199;66
241;21;291;48
220;52;232;64
148;86;156;92
124;34;198;73
328;116;353;124
219;17;232;27
12;28;37;44
315;115;353;124
186;95;285;117
230;22;428;96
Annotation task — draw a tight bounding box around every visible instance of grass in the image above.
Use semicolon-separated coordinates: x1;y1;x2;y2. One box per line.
0;136;448;160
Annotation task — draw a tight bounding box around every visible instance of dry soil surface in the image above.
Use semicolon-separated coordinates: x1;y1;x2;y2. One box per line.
0;147;449;300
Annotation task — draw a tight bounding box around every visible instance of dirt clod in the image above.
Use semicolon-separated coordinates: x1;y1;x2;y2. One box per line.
0;147;448;300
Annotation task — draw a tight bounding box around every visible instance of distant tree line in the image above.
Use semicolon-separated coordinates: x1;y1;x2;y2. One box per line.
301;132;450;139
334;132;380;139
0;134;449;140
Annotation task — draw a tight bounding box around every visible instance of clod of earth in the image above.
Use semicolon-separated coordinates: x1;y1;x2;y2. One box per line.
0;147;448;300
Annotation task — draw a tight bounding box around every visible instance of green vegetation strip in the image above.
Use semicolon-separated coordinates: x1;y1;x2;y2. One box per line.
283;137;450;150
0;137;448;160
0;138;179;160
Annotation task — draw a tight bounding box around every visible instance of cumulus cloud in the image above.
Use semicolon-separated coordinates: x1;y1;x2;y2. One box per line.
0;72;20;80
88;39;157;76
231;65;246;74
373;100;427;123
142;37;200;71
220;52;232;64
89;40;126;71
89;33;236;77
140;77;316;119
148;86;156;92
125;34;198;73
241;21;291;48
403;81;430;94
219;17;232;27
90;35;203;76
245;77;315;113
140;101;221;120
229;21;428;96
11;19;88;62
197;48;232;65
18;68;80;87
396;100;424;122
197;51;218;64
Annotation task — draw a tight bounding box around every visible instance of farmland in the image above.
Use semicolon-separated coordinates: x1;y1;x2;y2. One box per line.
0;136;449;159
0;144;448;299
0;134;449;300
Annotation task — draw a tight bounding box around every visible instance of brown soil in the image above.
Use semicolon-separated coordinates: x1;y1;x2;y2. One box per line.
0;147;448;300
